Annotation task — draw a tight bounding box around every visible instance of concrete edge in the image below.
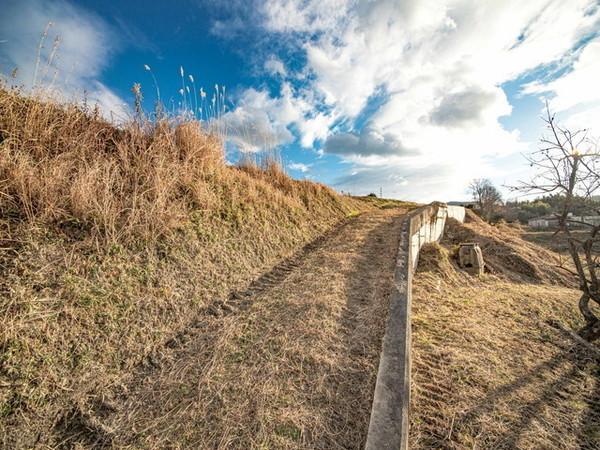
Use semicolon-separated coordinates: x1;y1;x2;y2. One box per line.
365;202;465;450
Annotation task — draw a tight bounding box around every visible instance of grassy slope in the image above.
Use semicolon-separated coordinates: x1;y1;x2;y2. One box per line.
104;208;408;449
0;89;406;447
410;212;600;449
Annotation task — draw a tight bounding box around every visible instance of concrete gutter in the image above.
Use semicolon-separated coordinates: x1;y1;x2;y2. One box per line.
365;202;465;450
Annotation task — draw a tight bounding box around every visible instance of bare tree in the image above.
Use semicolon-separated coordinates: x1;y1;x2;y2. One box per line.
469;178;503;221
513;105;600;341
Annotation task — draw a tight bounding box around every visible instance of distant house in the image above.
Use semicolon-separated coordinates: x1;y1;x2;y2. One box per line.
528;215;559;228
528;214;600;228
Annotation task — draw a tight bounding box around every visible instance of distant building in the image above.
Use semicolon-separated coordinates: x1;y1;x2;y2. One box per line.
528;215;559;228
528;214;600;228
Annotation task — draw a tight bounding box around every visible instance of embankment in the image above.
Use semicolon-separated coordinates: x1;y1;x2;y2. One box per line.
410;212;598;449
0;88;404;447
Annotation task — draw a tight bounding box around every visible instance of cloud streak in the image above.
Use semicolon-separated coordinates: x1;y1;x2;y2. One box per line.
288;162;311;173
523;36;600;129
0;0;128;119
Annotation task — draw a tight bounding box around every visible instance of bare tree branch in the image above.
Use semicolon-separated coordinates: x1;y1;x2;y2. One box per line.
514;104;600;341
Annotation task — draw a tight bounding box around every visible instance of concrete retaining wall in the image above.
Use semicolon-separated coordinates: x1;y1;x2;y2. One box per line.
365;202;465;450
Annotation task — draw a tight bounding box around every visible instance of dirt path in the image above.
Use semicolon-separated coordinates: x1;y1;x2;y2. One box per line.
79;208;407;449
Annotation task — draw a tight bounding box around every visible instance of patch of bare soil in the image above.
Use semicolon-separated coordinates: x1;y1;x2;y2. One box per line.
410;220;600;449
52;208;407;449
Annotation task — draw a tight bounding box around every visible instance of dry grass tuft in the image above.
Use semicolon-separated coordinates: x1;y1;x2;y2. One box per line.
416;242;462;284
0;87;228;242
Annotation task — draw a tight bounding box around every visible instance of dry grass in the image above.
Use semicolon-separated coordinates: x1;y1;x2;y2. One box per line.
0;88;381;447
410;218;600;449
1;87;240;242
94;208;408;449
443;210;575;286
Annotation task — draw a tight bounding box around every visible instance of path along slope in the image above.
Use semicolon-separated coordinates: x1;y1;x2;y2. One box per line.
85;207;407;449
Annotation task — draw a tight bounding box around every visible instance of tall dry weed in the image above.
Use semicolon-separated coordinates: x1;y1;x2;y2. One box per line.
0;87;224;242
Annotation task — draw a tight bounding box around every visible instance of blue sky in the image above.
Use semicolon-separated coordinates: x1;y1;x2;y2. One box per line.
2;0;600;202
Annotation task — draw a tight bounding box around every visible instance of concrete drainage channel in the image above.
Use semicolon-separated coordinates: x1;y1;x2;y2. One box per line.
365;202;466;450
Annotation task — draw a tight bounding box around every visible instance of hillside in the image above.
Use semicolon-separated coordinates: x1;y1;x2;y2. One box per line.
93;208;408;448
410;211;600;449
0;88;413;447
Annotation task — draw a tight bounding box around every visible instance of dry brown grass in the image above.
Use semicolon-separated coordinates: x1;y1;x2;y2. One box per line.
410;219;600;449
443;210;575;286
93;208;408;449
0;88;380;448
1;87;228;242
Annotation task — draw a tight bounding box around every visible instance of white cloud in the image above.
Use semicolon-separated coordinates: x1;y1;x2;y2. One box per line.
563;105;600;132
302;0;598;124
240;0;600;200
223;82;337;151
211;16;247;38
261;0;351;33
0;0;128;119
524;37;600;116
324;123;415;157
222;107;293;153
220;86;308;152
429;86;508;128
264;56;287;77
297;111;336;148
288;162;311;172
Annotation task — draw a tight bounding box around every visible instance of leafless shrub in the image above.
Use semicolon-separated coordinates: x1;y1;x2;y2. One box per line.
512;105;600;340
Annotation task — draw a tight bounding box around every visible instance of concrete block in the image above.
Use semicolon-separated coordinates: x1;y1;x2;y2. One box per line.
458;243;484;275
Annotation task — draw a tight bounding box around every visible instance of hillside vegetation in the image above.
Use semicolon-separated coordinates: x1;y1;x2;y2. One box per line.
411;211;599;449
0;88;395;447
98;207;408;449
